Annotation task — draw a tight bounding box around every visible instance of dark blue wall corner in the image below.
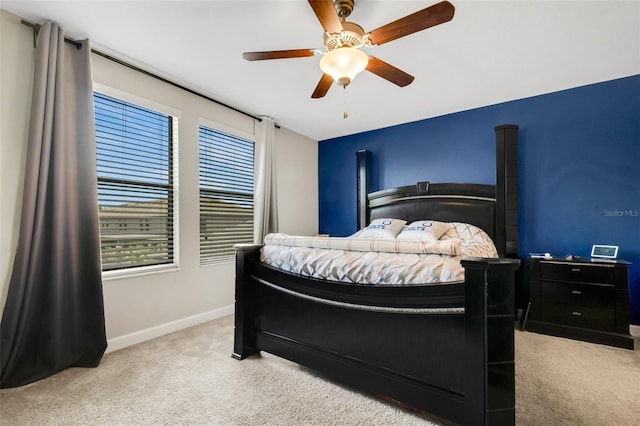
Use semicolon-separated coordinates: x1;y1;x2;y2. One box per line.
318;74;640;327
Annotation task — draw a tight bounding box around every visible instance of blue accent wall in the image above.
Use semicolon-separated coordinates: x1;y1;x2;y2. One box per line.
318;74;640;327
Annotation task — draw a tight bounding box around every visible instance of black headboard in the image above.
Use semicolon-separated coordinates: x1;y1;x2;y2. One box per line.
368;183;497;239
359;125;519;258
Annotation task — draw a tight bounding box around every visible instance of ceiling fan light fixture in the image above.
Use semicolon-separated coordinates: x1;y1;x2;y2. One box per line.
319;46;369;87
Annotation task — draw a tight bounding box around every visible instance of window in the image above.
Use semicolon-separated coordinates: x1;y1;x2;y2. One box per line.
94;92;176;272
199;125;254;264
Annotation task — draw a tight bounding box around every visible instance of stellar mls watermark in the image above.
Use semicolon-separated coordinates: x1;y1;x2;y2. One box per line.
603;209;639;217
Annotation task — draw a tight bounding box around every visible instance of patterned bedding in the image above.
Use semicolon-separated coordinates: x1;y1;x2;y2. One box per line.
260;222;498;285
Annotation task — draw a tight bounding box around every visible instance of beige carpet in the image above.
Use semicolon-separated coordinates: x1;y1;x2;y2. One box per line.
1;314;638;425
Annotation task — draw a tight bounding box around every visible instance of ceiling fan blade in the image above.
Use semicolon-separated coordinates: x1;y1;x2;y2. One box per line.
242;49;316;61
367;1;455;46
311;73;334;98
308;0;343;33
366;57;415;87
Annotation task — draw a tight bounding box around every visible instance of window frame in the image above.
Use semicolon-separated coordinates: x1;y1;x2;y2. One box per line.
94;84;181;279
198;118;256;266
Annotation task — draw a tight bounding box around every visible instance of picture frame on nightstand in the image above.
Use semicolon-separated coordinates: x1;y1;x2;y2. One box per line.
591;244;619;259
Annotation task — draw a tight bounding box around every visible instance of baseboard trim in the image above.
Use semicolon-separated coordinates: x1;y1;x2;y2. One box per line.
630;324;640;339
106;304;234;353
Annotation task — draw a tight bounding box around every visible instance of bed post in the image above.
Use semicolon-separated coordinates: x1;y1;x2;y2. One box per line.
462;258;520;425
494;125;519;258
232;244;262;360
356;149;371;230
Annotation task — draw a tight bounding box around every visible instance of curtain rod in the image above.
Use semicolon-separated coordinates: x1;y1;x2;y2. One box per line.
20;19;279;127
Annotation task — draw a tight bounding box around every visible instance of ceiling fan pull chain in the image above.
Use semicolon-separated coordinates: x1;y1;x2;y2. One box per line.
343;86;349;119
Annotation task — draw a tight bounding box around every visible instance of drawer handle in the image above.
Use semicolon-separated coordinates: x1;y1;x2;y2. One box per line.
571;290;582;295
571;268;581;272
572;311;582;316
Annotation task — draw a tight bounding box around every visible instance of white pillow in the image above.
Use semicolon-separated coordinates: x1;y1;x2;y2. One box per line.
441;222;493;243
396;220;450;241
357;218;407;240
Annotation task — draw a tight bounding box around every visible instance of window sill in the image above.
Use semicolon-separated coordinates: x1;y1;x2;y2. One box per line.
102;263;179;281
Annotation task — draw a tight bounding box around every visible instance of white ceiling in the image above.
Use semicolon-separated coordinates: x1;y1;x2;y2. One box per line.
2;1;639;141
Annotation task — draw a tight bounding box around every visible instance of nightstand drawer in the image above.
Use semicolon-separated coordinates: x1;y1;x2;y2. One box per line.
540;281;615;308
540;262;615;284
541;305;615;332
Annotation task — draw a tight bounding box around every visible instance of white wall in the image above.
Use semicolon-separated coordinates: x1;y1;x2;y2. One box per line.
0;10;32;318
0;9;318;351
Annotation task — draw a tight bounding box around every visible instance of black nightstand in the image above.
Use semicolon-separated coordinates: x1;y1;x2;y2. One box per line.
523;256;634;350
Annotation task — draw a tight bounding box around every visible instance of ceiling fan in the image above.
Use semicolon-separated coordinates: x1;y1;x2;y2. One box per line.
242;0;455;99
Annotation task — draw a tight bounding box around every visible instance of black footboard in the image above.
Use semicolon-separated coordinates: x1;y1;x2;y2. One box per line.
233;244;519;425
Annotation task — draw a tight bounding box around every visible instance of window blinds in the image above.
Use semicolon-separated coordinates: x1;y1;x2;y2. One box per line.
199;126;254;264
94;92;175;271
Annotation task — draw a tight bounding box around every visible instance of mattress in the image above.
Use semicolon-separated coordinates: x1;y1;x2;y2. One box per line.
260;222;498;285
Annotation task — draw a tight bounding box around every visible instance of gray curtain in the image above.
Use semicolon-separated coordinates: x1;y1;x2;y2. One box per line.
254;116;279;243
0;21;106;388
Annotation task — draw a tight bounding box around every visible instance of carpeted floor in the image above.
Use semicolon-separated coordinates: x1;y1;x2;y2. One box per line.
1;314;638;425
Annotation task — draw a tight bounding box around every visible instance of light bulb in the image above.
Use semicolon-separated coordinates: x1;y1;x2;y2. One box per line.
319;47;369;87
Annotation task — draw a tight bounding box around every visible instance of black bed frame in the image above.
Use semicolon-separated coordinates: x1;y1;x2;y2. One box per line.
233;125;520;425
